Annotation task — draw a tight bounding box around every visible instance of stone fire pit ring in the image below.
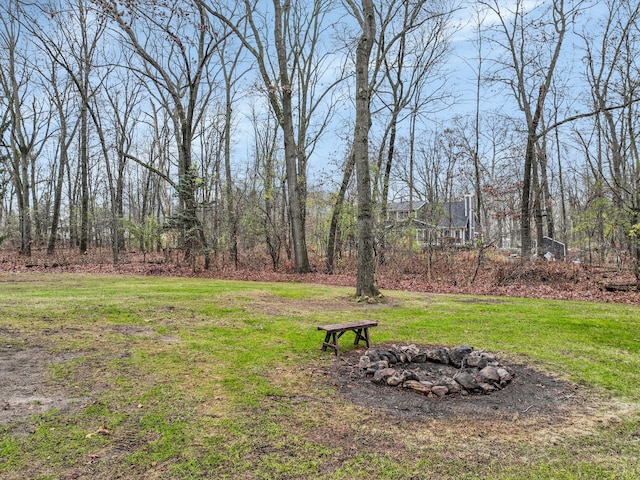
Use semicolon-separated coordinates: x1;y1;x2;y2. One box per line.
359;344;514;397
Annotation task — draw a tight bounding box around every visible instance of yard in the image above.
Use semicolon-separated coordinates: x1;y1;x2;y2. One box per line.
1;273;639;479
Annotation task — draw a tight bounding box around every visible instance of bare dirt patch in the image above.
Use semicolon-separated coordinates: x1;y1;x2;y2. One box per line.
0;343;86;428
325;344;584;422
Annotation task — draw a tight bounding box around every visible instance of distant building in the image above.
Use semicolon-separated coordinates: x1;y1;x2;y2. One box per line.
386;195;477;247
541;236;566;261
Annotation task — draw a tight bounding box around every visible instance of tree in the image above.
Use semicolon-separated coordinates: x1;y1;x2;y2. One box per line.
0;0;51;256
94;0;223;266
249;103;285;271
0;121;10;238
22;0;109;254
215;25;248;269
481;0;580;258
208;0;344;273
326;150;356;274
45;62;79;254
344;0;380;298
581;0;640;277
98;62;143;262
372;0;456;264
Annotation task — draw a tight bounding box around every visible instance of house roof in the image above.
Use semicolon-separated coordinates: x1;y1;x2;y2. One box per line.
387;200;427;212
437;200;469;229
387;198;473;230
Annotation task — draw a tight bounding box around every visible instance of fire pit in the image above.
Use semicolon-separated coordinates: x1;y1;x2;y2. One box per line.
359;344;514;397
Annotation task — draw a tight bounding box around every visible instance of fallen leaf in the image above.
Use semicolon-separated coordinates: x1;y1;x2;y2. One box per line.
86;426;110;438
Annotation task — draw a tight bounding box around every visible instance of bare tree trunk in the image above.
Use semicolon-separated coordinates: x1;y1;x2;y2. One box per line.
215;26;245;269
531;146;544;256
272;0;310;273
19;150;32;256
47;70;76;254
377;114;397;266
47;150;67;254
521;84;549;258
348;0;380;299
538;141;554;240
263;145;282;272
1;6;34;256
208;0;341;274
326;152;355;274
79;99;89;253
472;10;484;240
482;0;571;259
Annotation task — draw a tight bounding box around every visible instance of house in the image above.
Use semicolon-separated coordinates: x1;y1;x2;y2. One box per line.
541;236;566;261
386;195;476;247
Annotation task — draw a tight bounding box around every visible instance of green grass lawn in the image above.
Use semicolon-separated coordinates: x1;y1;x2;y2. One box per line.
0;273;639;479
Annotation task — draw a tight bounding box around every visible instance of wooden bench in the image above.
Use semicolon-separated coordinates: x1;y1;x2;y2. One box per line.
317;320;378;355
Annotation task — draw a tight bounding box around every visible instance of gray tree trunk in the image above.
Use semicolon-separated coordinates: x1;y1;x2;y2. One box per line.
326;152;355;274
351;0;380;298
273;0;311;273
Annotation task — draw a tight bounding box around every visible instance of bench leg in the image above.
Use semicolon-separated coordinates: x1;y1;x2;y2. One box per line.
321;332;339;355
353;327;371;347
321;332;331;351
353;328;363;345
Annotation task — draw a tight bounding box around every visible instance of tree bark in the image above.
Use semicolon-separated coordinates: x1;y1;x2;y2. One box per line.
47;70;76;254
272;0;311;273
350;0;380;298
326;152;355;274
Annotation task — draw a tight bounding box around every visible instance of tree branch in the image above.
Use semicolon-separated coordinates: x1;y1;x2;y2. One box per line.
536;98;640;140
122;151;177;189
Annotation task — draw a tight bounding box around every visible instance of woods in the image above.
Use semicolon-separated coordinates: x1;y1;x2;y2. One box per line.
1;0;640;288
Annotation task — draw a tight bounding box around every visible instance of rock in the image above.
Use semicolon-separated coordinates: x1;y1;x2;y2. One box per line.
465;352;482;368
364;349;381;362
431;385;449;397
449;345;473;368
465;352;489;369
372;368;395;384
454;371;478;391
401;369;420;382
411;353;427;363
366;345;511;397
478;382;496;393
481;353;497;364
365;360;389;375
403;380;432;394
444;380;462;394
497;368;512;384
381;351;398;365
425;347;450;364
478;366;501;383
359;355;372;369
386;371;405;386
400;344;420;356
